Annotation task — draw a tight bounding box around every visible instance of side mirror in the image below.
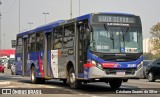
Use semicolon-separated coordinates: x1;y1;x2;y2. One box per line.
90;41;95;47
86;28;90;39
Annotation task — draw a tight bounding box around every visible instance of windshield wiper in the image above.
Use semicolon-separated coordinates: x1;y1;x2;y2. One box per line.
104;24;108;31
122;27;129;39
121;27;129;49
104;24;114;49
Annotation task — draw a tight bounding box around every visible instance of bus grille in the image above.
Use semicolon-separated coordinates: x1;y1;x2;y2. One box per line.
104;68;136;75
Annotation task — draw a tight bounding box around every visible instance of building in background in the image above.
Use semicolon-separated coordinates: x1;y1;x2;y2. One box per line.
0;49;15;57
143;38;153;53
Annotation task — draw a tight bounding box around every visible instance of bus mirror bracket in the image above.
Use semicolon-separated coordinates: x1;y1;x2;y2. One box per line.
86;28;90;38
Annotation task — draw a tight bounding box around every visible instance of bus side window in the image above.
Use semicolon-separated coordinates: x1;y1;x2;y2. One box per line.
16;37;22;54
28;44;31;52
63;24;74;48
36;32;44;51
28;33;36;52
53;27;63;49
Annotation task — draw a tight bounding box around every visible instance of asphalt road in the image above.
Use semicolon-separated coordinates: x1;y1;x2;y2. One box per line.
0;68;160;97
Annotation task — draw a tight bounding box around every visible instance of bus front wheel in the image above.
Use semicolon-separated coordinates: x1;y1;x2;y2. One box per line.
69;68;81;88
109;79;122;89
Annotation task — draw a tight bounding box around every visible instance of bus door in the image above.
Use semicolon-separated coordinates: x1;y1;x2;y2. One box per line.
44;32;52;77
22;36;28;76
51;27;63;78
76;21;89;74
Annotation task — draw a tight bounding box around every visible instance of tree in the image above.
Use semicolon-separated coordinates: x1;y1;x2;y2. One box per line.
150;22;160;59
143;53;153;60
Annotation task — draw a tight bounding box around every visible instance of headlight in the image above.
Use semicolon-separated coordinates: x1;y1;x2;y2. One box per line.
137;61;143;70
91;60;103;70
91;60;96;65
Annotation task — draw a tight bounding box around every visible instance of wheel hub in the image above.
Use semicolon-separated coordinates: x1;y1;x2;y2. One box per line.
148;73;152;80
31;71;35;81
70;73;75;83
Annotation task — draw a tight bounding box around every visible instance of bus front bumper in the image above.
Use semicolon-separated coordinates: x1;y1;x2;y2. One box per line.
86;66;143;79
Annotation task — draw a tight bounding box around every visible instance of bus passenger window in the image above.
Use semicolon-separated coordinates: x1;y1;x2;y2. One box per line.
16;37;22;54
63;24;74;48
58;27;63;38
54;39;62;49
36;32;44;51
28;33;36;52
53;27;63;49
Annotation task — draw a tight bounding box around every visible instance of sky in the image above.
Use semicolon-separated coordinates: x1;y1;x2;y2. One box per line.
0;0;160;49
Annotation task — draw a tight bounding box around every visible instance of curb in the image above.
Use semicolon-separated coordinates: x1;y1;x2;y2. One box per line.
0;81;11;85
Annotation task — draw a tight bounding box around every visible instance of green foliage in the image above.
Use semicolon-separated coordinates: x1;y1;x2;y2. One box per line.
150;22;160;38
150;22;160;59
143;53;154;60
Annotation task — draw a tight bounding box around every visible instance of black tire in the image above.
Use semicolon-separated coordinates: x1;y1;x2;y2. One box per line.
123;79;128;82
31;66;38;84
109;79;122;89
148;72;155;82
38;78;45;84
62;79;67;85
31;66;45;84
2;71;4;73
69;68;81;89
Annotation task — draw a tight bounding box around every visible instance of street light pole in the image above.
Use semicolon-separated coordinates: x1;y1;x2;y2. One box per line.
28;22;33;30
0;0;2;50
0;13;1;50
19;0;21;33
3;33;5;49
70;0;72;18
43;13;49;24
79;0;80;16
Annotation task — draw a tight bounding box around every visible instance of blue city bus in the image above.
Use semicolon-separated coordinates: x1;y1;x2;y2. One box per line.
16;12;143;89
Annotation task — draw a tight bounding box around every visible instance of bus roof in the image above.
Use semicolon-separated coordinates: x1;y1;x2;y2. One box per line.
17;12;136;37
97;12;135;16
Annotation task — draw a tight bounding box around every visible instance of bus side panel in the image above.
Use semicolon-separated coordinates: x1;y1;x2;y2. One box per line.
47;51;52;77
15;54;23;75
25;52;35;76
27;52;45;78
58;49;75;78
58;49;65;78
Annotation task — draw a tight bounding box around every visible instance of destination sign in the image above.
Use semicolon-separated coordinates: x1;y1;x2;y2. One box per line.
93;15;135;23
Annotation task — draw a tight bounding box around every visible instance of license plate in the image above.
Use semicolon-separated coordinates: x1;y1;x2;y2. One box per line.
116;71;125;75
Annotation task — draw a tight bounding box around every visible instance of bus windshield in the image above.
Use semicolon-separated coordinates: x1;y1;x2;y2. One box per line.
90;25;142;53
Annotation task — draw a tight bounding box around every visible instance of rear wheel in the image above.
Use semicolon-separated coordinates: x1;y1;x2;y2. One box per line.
123;79;128;82
2;71;4;73
109;79;122;89
38;78;45;84
148;72;155;82
69;68;81;88
62;79;67;84
31;66;45;84
31;66;38;84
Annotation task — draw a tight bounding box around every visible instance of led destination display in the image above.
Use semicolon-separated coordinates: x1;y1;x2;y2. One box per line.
93;14;135;23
